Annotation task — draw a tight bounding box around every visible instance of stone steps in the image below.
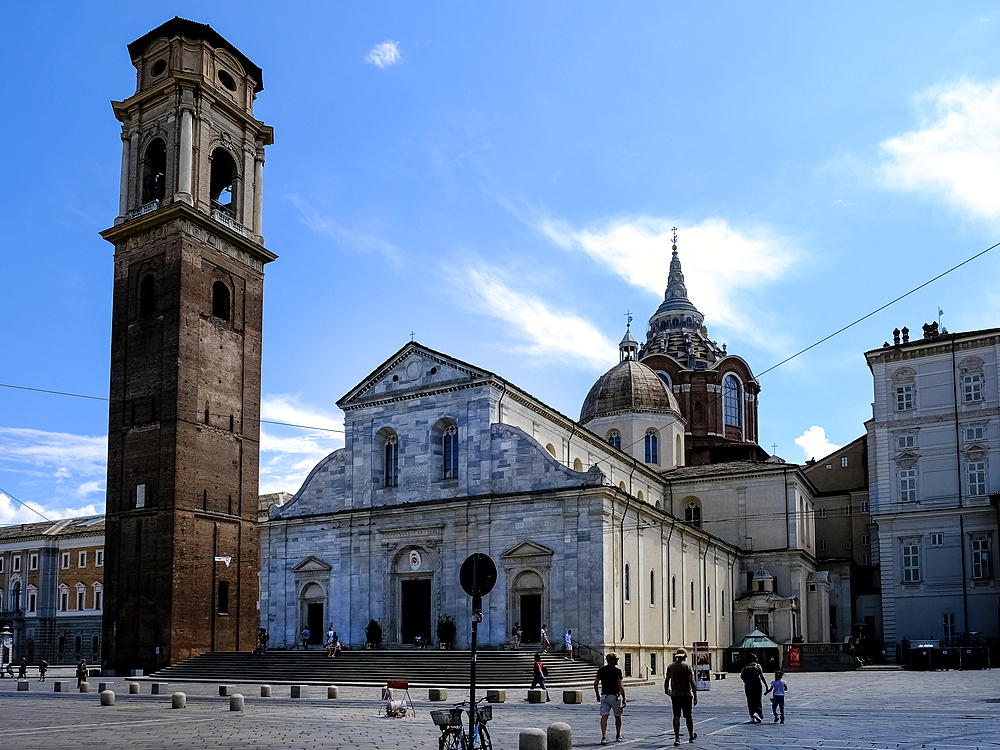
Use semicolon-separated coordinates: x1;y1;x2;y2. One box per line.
151;650;600;688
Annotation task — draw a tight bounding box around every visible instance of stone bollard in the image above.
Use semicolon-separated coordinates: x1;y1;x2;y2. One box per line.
260;684;271;698
487;689;506;703
219;685;235;696
53;681;63;692
429;688;448;701
99;681;114;692
100;690;116;706
327;686;339;699
562;690;583;704
528;689;547;703
519;728;547;750
151;683;168;695
547;722;572;750
172;692;186;709
290;685;304;698
17;680;28;692
128;683;140;695
230;694;245;711
80;682;90;693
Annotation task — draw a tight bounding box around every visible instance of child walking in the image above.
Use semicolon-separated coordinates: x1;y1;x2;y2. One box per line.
769;671;788;723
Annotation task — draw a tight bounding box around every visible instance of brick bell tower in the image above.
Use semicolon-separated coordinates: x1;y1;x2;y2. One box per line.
100;18;275;673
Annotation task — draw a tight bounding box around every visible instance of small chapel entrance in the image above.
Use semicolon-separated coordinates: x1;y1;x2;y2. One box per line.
400;579;431;645
519;594;541;643
299;582;325;646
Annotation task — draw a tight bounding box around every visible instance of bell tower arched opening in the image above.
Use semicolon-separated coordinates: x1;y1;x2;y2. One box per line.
141;138;166;205
210;148;238;217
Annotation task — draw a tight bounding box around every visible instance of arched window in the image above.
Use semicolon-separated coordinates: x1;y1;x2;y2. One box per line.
385;434;399;487
607;430;621;450
443;425;458;479
545;443;557;457
11;582;20;612
212;281;231;321
650;570;655;605
139;274;156;318
723;374;742;428
645;430;658;464
141;138;166;204
685;500;702;529
624;563;630;601
655;370;672;389
573;458;583;471
619;481;626;490
210;147;238;216
637;490;644;501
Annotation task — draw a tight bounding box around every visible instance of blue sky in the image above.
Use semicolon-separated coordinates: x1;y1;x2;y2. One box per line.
4;2;1000;522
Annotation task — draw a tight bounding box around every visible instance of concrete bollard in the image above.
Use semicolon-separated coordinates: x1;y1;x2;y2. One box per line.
487;689;506;703
429;688;448;701
290;685;304;698
260;684;271;697
230;694;245;711
100;690;115;706
80;682;90;693
53;681;63;692
99;681;114;692
547;722;572;750
17;680;28;692
562;690;583;704
519;728;547;750
327;685;338;699
219;685;235;696
128;683;140;694
171;692;186;709
528;689;547;703
151;683;168;695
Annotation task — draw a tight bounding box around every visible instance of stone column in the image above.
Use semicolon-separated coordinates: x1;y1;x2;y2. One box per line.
176;108;194;205
117;132;131;221
253;148;264;236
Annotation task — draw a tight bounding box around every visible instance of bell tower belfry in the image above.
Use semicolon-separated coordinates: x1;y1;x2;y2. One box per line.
100;18;276;673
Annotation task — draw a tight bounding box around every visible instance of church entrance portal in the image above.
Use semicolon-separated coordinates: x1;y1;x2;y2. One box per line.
307;603;324;644
520;594;541;643
400;579;431;645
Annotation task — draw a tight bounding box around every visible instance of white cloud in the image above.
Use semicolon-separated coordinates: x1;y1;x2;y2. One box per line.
0;426;106;479
880;79;1000;220
259;395;344;495
366;40;402;69
523;211;797;352
446;263;618;370
794;425;841;463
291;197;401;264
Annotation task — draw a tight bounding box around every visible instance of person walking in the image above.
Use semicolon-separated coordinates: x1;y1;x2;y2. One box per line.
665;648;698;745
301;626;311;650
76;659;88;689
530;652;551;701
511;622;521;650
740;653;769;723
540;624;551;652
594;653;626;745
564;629;574;660
37;659;48;682
770;671;788;723
17;657;27;679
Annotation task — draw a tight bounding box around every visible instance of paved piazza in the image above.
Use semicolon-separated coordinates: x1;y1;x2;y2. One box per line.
0;669;996;749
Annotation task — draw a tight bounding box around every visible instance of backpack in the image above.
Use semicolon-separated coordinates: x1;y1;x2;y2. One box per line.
741;664;760;685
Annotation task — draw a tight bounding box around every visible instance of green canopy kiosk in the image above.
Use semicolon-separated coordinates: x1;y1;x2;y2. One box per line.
724;629;781;672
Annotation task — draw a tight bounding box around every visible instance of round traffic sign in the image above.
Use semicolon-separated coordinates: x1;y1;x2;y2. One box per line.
460;553;497;597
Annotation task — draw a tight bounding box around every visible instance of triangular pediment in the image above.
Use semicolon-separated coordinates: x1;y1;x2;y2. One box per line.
337;342;495;408
292;556;331;573
501;541;554;559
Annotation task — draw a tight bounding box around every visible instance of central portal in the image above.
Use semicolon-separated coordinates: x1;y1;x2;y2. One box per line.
520;594;541;643
400;579;432;645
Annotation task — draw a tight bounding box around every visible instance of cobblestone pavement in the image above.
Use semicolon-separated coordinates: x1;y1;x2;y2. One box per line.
0;669;997;749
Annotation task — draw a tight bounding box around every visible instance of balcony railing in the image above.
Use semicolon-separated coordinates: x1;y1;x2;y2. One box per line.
211;205;249;237
126;199;160;220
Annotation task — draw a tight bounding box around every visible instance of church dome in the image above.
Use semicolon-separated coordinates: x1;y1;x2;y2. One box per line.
580;360;680;424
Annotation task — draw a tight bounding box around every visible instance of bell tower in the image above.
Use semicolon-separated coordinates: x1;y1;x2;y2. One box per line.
100;18;275;673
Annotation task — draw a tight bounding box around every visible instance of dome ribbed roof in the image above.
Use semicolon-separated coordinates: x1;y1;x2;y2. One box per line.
580;360;680;423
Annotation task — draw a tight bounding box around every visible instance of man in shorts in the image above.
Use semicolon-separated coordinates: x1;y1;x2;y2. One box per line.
594;652;626;745
665;648;698;745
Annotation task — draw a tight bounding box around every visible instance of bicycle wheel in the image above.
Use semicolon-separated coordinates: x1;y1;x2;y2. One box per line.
442;729;463;750
476;724;492;750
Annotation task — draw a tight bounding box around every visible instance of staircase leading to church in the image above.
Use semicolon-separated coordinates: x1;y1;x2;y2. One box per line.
151;649;600;688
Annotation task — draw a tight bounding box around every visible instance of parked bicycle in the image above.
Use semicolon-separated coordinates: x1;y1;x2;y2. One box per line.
431;697;493;750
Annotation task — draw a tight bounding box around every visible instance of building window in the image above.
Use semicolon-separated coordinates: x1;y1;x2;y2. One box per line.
28;592;36;613
861;534;870;546
139;274;156;318
77;589;86;610
845;504;853;516
650;652;657;675
210;147;238;216
96;550;104;567
690;581;695;612
722;591;725;616
930;532;944;547
59;587;68;612
211;281;231;321
862;554;871;565
899;470;917;502
94;587;103;611
0;558;4;573
902;543;920;583
624;653;632;678
942;613;957;645
754;614;769;635
723;375;742;427
644;430;658;464
965;426;985;441
841;456;848;468
78;551;87;568
384;435;399;487
443;425;458;479
860;500;870;513
684;500;701;529
218;581;230;615
818;506;827;519
846;541;853;551
624;564;630;602
10;582;20;612
649;570;655;606
963;374;983;402
707;585;711;614
671;576;676;609
29;553;38;571
61;552;70;569
12;556;20;573
607;430;621;450
819;538;828;552
972;538;992;580
896;434;915;450
896;385;913;411
967;461;987;496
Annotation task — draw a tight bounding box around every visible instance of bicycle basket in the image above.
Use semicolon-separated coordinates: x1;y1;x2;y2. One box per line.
431;709;464;727
476;705;493;722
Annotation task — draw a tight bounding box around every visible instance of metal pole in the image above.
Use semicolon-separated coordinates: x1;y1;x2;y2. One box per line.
470;592;481;746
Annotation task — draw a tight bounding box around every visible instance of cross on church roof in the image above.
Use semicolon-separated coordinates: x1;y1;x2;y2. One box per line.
624;310;633;328
410;331;416;342
671;227;678;246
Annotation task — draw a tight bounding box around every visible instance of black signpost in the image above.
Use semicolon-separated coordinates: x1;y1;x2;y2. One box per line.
459;553;497;747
